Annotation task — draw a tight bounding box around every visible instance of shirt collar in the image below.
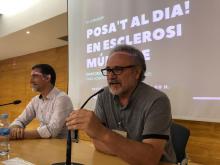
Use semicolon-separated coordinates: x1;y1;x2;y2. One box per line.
39;87;58;100
113;82;142;109
129;82;142;102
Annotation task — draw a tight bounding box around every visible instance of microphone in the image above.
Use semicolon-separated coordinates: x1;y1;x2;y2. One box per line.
73;88;105;142
52;88;104;165
0;100;22;106
13;100;22;105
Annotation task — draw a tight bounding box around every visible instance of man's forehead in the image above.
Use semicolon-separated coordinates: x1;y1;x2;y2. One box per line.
107;51;133;65
31;70;42;76
110;51;131;57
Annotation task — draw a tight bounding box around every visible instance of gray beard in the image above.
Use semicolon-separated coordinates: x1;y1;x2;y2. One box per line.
109;87;121;96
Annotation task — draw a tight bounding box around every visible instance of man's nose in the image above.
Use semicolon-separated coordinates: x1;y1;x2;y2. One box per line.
107;71;117;80
108;71;115;77
30;77;34;84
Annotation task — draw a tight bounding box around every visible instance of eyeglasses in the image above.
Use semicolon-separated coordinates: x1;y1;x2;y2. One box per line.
101;65;136;76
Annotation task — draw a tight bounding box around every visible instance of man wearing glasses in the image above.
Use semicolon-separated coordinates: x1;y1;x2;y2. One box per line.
66;45;176;164
10;64;73;139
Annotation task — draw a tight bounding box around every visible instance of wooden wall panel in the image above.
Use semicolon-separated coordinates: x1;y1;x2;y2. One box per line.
0;45;219;164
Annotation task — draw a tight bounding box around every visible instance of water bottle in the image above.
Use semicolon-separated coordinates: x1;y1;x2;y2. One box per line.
0;114;10;156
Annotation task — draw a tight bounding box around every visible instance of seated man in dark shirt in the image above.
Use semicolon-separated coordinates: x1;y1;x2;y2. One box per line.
66;45;176;164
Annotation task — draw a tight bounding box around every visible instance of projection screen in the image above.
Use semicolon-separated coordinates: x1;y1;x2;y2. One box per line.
68;0;220;123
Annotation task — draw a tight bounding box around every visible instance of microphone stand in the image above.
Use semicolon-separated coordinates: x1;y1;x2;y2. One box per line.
0;103;14;106
52;88;104;165
0;100;22;106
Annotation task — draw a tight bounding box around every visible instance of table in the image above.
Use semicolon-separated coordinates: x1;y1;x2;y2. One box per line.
2;139;111;165
0;139;175;165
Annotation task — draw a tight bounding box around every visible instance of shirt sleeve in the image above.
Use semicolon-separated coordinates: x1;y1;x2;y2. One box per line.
37;95;73;138
142;95;172;140
10;98;36;128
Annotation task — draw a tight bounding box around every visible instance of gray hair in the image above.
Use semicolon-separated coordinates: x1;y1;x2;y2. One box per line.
110;45;146;81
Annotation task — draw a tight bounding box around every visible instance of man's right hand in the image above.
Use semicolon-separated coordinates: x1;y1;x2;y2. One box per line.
10;126;25;140
66;109;107;139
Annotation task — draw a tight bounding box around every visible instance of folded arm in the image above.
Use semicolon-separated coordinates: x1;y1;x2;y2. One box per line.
93;126;166;165
10;125;41;139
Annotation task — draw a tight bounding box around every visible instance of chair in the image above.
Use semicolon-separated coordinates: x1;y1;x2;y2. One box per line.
171;122;190;165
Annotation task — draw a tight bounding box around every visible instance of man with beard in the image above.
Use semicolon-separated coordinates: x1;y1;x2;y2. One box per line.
10;64;73;139
66;45;176;165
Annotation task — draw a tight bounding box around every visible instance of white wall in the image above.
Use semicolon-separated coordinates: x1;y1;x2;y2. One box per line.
0;0;66;37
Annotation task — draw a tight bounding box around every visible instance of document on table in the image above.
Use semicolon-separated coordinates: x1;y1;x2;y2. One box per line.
2;157;35;165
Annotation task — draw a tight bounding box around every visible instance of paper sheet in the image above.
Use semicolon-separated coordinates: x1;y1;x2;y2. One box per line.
2;157;35;165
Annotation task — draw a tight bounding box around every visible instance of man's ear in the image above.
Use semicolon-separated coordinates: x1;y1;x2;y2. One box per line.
135;66;142;80
43;74;51;82
47;75;51;81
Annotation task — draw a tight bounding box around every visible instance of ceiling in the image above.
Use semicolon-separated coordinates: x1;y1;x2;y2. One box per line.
0;12;68;61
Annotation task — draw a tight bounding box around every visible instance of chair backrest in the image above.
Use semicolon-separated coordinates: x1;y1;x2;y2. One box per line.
171;122;190;164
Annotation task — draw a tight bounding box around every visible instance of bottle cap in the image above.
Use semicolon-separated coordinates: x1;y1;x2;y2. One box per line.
0;114;8;119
